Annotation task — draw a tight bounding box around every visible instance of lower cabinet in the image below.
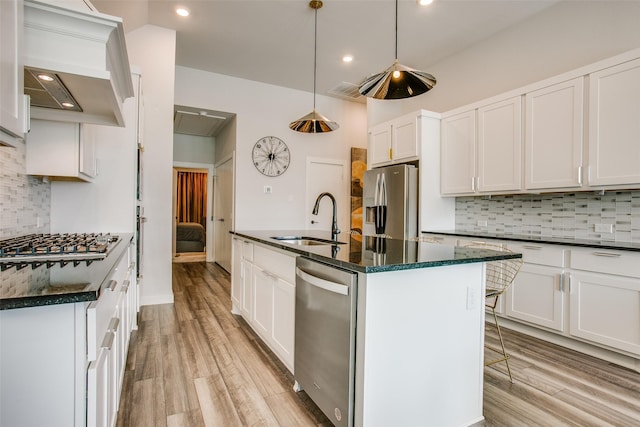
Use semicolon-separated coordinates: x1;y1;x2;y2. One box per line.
504;243;567;332
568;249;640;356
232;238;296;372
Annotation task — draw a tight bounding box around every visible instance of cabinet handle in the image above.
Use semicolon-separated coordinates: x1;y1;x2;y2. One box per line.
522;245;542;250
568;274;573;294
389;148;393;160
108;317;120;333
121;279;130;293
592;252;621;258
471;177;475;192
107;280;117;291
578;166;582;185
559;273;564;292
101;332;115;350
262;269;278;280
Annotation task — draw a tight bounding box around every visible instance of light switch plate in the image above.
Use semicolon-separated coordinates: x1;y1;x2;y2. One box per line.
594;223;613;233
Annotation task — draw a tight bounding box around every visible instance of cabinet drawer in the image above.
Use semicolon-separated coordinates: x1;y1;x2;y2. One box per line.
571;248;639;278
506;242;567;267
253;245;296;283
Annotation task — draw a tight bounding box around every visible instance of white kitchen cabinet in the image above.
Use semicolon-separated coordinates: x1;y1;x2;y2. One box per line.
368;111;420;168
525;78;584;190
231;237;254;319
477;97;522;193
587;58;640;187
504;243;567;332
569;249;640;356
0;0;27;147
249;243;297;371
441;97;522;196
441;109;476;195
26;119;96;181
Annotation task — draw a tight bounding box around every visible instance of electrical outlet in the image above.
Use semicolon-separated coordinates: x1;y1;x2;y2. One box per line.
594;223;613;233
466;286;479;310
263;186;272;194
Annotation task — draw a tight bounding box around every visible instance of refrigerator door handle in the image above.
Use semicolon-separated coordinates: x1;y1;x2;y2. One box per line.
380;172;387;206
374;173;380;206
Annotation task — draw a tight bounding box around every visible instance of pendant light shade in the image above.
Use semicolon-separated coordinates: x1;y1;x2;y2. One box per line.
358;0;436;100
290;0;339;133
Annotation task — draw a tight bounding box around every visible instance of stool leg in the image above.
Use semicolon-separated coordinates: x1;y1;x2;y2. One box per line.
491;305;513;383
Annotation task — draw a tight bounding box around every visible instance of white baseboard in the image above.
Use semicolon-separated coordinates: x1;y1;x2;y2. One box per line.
140;294;174;306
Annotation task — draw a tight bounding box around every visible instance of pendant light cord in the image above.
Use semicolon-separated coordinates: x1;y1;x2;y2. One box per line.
313;6;318;111
394;0;398;60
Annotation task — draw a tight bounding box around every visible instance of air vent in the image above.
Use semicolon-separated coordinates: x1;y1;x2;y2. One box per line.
328;82;366;103
174;108;234;137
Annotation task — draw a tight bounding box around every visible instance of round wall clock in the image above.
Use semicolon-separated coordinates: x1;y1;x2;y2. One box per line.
252;136;290;177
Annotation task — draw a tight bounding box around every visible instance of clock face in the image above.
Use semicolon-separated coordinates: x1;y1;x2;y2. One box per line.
252;136;290;177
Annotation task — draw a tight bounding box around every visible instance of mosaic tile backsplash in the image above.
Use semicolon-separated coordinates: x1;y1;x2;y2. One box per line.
0;140;50;239
455;191;640;243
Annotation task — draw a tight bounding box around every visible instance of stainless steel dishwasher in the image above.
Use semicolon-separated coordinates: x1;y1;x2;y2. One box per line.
293;256;357;427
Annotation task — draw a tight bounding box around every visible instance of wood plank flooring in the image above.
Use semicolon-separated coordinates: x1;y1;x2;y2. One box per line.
117;262;640;427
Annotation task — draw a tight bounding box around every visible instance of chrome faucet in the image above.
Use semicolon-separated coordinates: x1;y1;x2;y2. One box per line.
312;192;340;241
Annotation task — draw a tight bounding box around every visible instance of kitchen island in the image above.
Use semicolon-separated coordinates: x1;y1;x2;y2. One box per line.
231;230;521;427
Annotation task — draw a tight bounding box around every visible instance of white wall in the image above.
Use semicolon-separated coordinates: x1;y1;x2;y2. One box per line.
369;0;640;124
173;133;216;164
175;66;368;231
127;25;176;305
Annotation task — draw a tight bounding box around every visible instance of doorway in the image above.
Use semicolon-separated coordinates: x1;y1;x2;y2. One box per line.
172;163;214;262
306;157;348;235
213;154;234;272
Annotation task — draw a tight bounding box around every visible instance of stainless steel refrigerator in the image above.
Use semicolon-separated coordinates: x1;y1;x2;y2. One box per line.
363;164;418;239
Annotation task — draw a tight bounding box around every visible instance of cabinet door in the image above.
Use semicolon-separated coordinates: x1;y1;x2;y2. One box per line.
569;271;640;356
525;78;584;190
391;116;418;162
506;264;565;332
272;277;295;369
87;334;113;427
441;110;477;195
241;261;253;320
252;266;274;339
231;238;243;310
0;0;25;146
477;97;522;193
588;58;640;186
368;123;391;167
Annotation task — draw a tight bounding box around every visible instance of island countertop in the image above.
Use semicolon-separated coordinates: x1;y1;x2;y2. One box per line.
0;233;133;310
231;230;521;274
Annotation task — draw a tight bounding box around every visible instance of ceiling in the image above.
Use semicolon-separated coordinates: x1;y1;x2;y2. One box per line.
92;0;559;135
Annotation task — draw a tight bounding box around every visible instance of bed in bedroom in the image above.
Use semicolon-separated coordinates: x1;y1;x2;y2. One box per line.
176;222;206;253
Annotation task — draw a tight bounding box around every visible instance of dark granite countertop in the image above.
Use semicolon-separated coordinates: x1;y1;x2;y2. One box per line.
422;230;640;252
232;230;521;274
0;233;133;310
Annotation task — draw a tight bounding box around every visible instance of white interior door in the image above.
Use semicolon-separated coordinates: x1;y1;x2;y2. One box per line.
214;155;234;272
306;158;348;238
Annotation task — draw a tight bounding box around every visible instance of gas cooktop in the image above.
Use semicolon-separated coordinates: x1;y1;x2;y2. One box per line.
0;233;120;270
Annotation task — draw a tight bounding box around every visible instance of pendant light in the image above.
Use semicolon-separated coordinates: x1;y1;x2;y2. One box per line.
358;0;436;100
289;0;339;133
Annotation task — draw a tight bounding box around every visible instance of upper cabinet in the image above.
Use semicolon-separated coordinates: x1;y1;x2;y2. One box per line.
587;58;640;188
22;0;133;126
26;119;96;182
368;112;420;168
524;78;584;191
441;96;522;196
0;0;27;147
440;48;640;197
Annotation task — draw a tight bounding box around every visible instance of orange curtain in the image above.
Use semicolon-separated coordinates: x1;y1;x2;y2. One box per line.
176;171;207;229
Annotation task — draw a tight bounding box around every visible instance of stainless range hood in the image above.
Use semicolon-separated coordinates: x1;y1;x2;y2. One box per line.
23;0;134;127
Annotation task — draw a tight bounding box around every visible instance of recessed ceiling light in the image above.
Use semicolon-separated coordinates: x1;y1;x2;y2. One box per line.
342;55;354;63
61;102;75;108
176;7;189;17
37;74;54;82
417;0;434;5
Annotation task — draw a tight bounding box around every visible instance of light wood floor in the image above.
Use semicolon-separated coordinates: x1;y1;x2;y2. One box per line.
116;262;640;427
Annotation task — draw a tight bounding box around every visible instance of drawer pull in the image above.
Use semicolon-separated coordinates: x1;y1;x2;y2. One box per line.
592;252;621;258
107;280;117;291
121;279;130;293
108;317;120;332
101;332;115;350
522;245;542;250
559;273;564;292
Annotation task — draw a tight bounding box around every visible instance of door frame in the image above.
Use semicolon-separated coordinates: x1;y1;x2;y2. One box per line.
213;152;235;271
305;157;348;232
173;161;215;262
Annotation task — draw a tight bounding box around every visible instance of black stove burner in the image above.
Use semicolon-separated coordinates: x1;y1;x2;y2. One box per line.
0;233;119;271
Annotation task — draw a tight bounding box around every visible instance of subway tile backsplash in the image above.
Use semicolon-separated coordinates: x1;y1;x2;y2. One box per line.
456;191;640;243
0;141;50;239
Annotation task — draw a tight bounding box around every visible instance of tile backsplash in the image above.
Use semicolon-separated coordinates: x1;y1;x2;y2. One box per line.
0;141;50;239
456;191;640;243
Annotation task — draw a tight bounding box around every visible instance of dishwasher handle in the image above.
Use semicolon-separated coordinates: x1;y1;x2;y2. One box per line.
296;267;349;296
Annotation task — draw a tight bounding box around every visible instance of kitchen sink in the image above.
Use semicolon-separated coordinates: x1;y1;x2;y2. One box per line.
271;236;345;246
